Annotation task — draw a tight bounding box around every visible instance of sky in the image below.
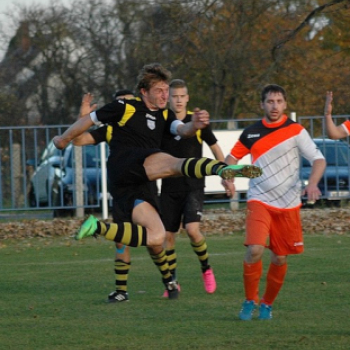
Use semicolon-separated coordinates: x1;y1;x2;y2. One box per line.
0;0;71;15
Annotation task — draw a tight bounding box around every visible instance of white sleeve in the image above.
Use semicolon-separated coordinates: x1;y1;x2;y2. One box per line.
297;129;325;165
90;111;102;126
341;123;350;135
170;120;184;135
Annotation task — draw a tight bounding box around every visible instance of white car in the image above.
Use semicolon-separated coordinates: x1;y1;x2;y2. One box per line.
27;140;64;207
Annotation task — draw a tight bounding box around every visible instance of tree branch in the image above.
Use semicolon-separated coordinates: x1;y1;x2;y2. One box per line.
271;0;349;60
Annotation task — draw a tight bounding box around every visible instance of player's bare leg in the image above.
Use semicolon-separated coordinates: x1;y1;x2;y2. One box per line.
143;152;262;181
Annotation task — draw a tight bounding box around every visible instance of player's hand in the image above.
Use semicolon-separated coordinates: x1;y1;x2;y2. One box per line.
52;136;66;150
302;184;321;204
192;108;210;129
221;178;236;198
79;93;97;118
324;91;333;117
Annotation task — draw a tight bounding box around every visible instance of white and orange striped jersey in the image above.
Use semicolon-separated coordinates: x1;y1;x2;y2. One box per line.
229;115;325;209
341;120;350;134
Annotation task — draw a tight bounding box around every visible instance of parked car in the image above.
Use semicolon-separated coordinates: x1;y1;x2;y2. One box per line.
28;141;109;215
51;143;108;216
301;138;350;206
27;140;65;207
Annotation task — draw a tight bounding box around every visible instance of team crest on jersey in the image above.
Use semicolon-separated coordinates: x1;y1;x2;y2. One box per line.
147;120;155;130
146;113;156;130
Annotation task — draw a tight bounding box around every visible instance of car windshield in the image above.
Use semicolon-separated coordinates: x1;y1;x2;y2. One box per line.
302;141;350;167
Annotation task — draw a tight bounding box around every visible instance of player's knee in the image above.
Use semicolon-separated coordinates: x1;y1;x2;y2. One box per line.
187;229;202;242
272;255;287;265
147;244;165;256
246;245;264;263
147;227;166;246
165;231;176;247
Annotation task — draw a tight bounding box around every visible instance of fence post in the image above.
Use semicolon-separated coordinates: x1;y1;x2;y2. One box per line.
13;143;22;206
74;146;84;218
100;142;109;220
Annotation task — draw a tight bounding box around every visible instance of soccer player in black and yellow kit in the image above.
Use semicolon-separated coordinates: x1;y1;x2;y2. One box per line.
74;90;135;302
53;63;262;299
160;79;224;296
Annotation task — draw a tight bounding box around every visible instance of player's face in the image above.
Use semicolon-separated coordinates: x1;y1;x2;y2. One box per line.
260;92;287;123
169;87;189;114
142;81;169;110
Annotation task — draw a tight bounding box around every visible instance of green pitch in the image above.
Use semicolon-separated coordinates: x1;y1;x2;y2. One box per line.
0;233;349;349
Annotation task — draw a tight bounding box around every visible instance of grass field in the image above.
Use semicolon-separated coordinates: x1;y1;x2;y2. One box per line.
1;232;349;350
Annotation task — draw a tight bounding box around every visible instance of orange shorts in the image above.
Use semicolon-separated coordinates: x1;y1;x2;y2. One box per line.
245;201;304;256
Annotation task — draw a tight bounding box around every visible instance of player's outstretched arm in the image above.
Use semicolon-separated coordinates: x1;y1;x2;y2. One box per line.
72;93;98;146
53;115;94;150
177;108;210;138
324;91;347;140
79;93;97;118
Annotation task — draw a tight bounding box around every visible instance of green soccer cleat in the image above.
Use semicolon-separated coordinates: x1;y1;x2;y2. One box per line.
75;215;98;240
219;164;262;180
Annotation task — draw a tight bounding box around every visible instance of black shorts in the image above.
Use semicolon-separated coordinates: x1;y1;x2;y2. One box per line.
107;147;161;187
160;189;204;232
111;181;160;222
107;147;162;221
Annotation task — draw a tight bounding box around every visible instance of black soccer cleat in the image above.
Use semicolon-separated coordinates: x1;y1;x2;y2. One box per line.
107;291;129;303
164;281;179;300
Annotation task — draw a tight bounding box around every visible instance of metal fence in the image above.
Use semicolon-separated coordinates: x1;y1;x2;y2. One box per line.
0;124;111;218
0;115;349;218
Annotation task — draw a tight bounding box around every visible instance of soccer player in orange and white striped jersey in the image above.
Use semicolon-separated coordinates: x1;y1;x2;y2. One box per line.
324;91;350;139
222;84;326;320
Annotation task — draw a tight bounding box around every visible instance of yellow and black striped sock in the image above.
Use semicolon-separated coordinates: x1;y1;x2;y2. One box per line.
97;221;147;247
191;238;210;272
149;249;173;283
114;259;131;293
166;247;177;280
181;157;226;178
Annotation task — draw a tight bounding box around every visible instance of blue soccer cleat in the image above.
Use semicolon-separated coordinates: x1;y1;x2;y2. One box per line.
239;300;257;321
258;303;273;320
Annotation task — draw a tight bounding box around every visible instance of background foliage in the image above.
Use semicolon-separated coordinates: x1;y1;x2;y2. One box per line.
0;0;349;126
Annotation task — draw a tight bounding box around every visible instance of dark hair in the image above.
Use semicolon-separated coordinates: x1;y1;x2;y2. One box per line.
261;84;287;102
114;89;134;99
135;63;171;93
169;79;187;89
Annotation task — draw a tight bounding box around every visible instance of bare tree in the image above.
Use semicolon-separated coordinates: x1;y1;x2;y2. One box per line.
0;0;349;127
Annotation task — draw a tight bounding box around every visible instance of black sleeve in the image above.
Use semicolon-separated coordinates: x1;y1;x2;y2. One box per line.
201;124;218;146
89;125;108;144
95;99;128;124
